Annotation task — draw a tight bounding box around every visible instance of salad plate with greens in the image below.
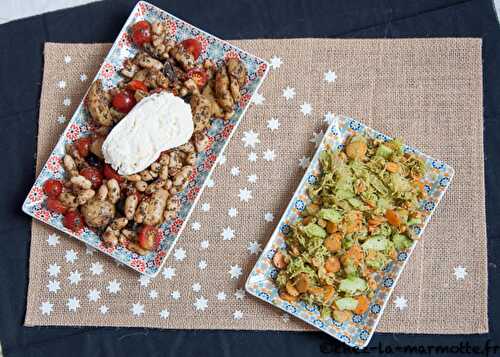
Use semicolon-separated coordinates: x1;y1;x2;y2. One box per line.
245;115;453;349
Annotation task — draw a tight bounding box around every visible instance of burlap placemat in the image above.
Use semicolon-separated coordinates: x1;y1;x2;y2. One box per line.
25;39;487;334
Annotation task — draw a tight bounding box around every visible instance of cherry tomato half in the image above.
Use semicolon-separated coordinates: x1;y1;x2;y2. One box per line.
63;211;84;232
103;164;124;183
73;137;92;158
46;198;67;214
181;38;202;60
43;179;63;198
187;68;208;88
131;20;152;47
80;167;103;189
112;91;136;113
127;80;148;92
137;225;161;251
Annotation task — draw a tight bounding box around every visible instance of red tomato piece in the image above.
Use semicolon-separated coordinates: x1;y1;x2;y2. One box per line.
80;167;103;189
131;20;152;47
103;164;124;183
181;38;202;60
46;198;67;214
112;91;136;113
43;179;63;198
137;225;161;251
63;211;84;232
127;80;148;92
73;137;92;157
187;68;208;88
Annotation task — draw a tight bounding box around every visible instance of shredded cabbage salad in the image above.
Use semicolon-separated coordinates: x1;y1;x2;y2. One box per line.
273;135;426;322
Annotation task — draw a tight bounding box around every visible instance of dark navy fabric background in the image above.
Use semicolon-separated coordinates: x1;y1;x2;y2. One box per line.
0;0;498;356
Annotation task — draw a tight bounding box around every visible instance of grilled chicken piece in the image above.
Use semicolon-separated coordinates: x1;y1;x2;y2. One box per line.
134;189;169;226
214;65;234;111
81;198;115;229
169;44;195;72
134;51;163;71
226;58;247;87
132;68;169;89
190;93;212;132
202;83;224;118
87;80;113;126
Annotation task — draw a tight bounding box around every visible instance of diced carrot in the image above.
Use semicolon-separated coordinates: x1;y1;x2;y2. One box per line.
341;245;363;266
385;209;401;226
324;233;342;252
307;286;324;295
272;251;288;269
285;282;299;297
324;256;340;273
385;162;399;173
326;221;337;234
322;285;335;303
294;274;309;293
346;141;367;160
307;203;319;213
279;290;298;302
354;295;370;315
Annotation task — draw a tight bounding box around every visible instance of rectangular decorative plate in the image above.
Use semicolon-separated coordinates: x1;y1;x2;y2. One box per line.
22;1;269;277
245;116;453;349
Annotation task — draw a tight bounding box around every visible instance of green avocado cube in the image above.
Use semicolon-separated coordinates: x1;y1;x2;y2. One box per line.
338;277;367;295
318;208;342;223
334;297;359;311
303;223;327;238
392;233;413;251
376;144;393;159
362;236;390;251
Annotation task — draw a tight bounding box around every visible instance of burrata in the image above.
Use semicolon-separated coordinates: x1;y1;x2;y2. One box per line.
102;92;194;175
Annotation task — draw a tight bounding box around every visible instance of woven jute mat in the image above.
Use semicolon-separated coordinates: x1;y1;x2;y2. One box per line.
25;39;487;334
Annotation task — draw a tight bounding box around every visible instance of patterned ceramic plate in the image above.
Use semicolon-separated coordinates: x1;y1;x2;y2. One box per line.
22;1;269;277
245;116;453;349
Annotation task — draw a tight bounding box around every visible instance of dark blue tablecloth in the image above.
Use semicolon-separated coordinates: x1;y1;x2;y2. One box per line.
1;0;499;356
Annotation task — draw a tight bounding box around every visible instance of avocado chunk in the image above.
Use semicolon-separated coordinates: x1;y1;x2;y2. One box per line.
334;297;359;311
318;208;342;223
376;144;393;159
362;236;390;251
392;233;413;250
338;277;367;295
303;223;327;238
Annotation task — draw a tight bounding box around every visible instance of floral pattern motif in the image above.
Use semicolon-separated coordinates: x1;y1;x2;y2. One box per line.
46;155;62;172
100;63;115;79
22;1;269;277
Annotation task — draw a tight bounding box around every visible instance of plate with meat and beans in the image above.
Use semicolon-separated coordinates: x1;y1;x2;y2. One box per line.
23;1;269;276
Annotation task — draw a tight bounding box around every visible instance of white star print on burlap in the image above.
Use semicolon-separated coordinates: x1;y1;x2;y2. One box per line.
27;40;487;336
